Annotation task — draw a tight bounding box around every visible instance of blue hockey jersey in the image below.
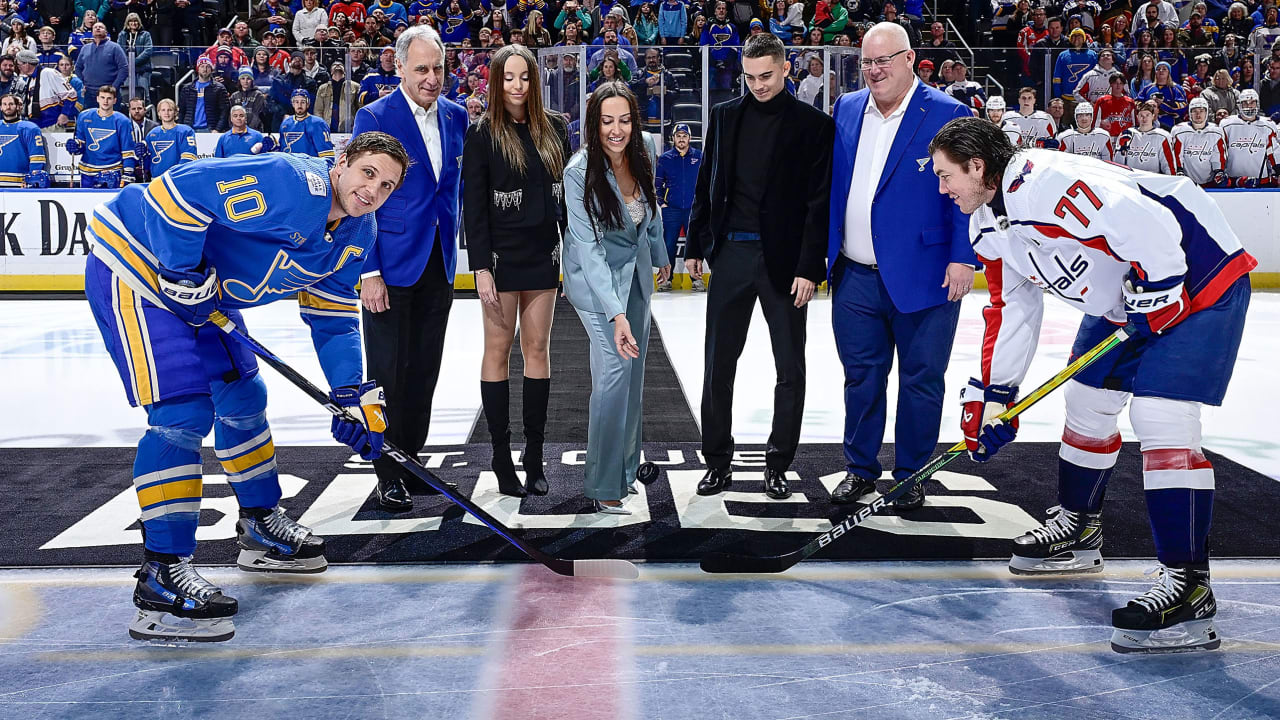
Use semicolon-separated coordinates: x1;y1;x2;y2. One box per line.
279;113;334;165
74;108;136;176
0;118;46;187
86;154;375;389
215;128;265;158
358;70;400;106
146;123;198;177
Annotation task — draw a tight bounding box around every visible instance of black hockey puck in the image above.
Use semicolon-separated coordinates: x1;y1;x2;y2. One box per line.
636;462;659;485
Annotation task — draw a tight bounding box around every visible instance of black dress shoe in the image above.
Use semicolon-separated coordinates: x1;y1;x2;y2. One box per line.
696;467;733;496
831;474;877;505
403;473;460;496
893;482;926;511
377;476;413;512
764;469;792;500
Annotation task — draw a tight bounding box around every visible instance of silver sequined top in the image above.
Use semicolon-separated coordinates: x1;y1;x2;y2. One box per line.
626;197;645;227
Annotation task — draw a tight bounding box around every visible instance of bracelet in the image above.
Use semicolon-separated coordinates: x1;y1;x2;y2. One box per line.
475;269;491;275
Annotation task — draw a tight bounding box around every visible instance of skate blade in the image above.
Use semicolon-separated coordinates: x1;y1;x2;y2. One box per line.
1009;550;1104;576
237;549;328;574
128;611;235;643
1110;620;1220;654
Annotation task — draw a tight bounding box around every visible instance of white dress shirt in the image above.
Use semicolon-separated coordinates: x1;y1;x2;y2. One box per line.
843;76;920;266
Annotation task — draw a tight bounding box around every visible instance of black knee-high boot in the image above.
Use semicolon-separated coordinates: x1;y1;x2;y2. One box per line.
522;376;550;495
481;380;525;497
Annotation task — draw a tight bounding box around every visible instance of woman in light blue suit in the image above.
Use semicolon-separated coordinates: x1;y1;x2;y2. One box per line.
562;82;672;514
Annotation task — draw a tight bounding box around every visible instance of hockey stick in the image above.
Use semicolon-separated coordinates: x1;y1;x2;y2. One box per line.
699;325;1135;575
209;311;639;580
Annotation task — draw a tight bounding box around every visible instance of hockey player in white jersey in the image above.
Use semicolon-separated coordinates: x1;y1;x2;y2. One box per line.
1220;89;1279;187
1117;100;1175;173
1056;101;1113;160
929;117;1255;654
1171;97;1229;187
1002;86;1056;148
985;95;1007;126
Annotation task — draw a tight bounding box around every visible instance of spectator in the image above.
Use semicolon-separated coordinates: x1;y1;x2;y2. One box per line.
271;52;318;118
358;46;398;105
1031;16;1069;98
74;21;127;102
1250;7;1280;52
589;54;628;90
368;0;408;28
251;46;279;94
316;61;357;132
1016;6;1048;84
916;57;935;86
1130;53;1156;96
438;0;474;44
1055;28;1097;103
203;28;250;68
214;104;266;157
1236;56;1256;89
106;0;141;35
233;20;260;51
657;0;685;44
465;92;484;123
1137;60;1188;127
261;28;291;71
810;0;848;43
179;56;231;132
39;0;75;45
3;18;35;56
795;53;831;107
250;0;294;41
213;47;241;88
36;27;67;69
231;67;269;130
1062;0;1102;31
1201;68;1239;115
57;55;82;120
1135;0;1178;28
916;21;959;71
115;12;150;103
1260;57;1280;114
766;0;791;43
1155;26;1185;81
685;13;706;45
1183;11;1216;51
524;9;553;46
947;60;986;111
15;49;77;127
300;46;330;87
303;24;342;68
880;2;919;46
634;3;658;44
346;42;372;80
556;0;594;38
547;51;581;117
1214;33;1245;76
631;47;674;126
1075;47;1117;103
293;0;328;45
1184;54;1213;99
330;0;368;34
701;2;739;89
1221;3;1256;41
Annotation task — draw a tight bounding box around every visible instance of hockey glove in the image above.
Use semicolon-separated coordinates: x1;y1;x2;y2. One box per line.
1210;170;1230;188
64;137;84;155
120;169;134;187
251;135;278;154
99;169;122;189
1035;137;1060;150
960;378;1018;463
329;381;386;461
23;170;49;188
1235;176;1264;188
157;265;219;327
1116;132;1132;154
133;141;149;163
1123;271;1189;337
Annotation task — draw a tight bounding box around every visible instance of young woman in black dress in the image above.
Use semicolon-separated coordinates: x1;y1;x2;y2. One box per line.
463;43;572;498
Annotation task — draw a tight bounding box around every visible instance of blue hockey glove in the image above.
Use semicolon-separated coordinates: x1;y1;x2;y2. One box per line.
329;381;386;461
251;135;278;154
156;265;219;327
64;137;84;155
134;141;149;162
23;170;49;188
1123;271;1189;337
1035;137;1060;150
99;169;122;189
1210;170;1230;188
960;378;1019;462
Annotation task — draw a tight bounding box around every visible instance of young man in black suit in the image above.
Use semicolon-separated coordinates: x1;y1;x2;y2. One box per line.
685;33;835;500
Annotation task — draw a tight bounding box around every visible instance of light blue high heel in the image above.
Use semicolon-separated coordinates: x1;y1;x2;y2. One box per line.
593;500;631;515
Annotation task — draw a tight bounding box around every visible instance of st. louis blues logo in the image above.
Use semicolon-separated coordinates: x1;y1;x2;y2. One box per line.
1008;159;1034;193
0;134;17;156
283;131;305;151
88;127;116;151
222;247;364;302
151;140;174;156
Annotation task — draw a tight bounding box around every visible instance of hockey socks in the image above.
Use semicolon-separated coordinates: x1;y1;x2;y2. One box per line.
1142;449;1215;566
135;396;211;557
213;375;282;511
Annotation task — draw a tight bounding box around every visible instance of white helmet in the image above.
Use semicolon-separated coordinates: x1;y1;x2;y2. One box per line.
987;95;1006;111
1075;101;1094;117
1188;97;1209;112
1240;88;1260;119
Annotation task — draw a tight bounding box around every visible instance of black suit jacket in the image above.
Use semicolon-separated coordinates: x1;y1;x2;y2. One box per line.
686;91;834;293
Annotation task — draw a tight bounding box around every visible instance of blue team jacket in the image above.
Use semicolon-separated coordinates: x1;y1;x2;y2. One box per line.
655;145;701;210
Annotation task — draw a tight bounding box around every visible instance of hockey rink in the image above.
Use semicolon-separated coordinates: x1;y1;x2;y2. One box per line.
2;292;1279;717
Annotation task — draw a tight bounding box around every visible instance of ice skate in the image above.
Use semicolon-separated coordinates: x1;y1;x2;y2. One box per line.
1111;565;1220;653
236;506;328;573
1008;506;1104;575
129;554;238;643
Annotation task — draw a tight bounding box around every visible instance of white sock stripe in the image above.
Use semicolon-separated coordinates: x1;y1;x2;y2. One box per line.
1059;443;1120;470
133;464;203;489
215;428;273;459
225;459;277;484
139;501;202;521
1144;467;1216;491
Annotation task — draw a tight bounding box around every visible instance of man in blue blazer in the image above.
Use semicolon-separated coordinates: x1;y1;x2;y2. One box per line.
827;22;977;511
353;25;468;511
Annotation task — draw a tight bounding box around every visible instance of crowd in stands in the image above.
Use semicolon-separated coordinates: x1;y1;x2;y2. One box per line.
1;0;1279;187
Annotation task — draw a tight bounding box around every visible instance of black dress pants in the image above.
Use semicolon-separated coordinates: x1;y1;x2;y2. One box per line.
700;239;807;473
362;245;454;483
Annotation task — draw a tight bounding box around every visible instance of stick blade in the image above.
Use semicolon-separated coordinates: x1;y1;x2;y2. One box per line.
570;559;640;580
699;551;791;575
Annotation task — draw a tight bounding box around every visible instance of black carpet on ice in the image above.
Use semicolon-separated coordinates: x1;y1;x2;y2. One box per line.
3;442;1278;566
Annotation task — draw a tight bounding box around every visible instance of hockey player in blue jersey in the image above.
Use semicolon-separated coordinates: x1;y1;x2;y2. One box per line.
279;89;335;165
214;104;271;158
83;132;411;642
145;99;198;178
0;94;49;188
65;85;136;188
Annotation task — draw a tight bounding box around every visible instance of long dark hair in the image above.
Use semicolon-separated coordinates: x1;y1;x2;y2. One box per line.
582;82;657;231
486;44;564;180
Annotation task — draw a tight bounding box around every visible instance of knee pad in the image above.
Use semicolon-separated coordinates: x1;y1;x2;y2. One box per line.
213;374;269;430
145;395;215;450
1130;396;1203;451
1063;380;1128;439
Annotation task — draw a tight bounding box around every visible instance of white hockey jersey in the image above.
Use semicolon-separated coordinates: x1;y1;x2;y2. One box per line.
1002;111;1057;148
1170;122;1226;184
1118;126;1175;174
1219;115;1279;180
1058;127;1113;161
1074;66;1115;104
968;150;1256;388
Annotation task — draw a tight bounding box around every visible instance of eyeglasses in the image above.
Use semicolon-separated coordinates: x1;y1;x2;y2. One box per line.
859;49;908;70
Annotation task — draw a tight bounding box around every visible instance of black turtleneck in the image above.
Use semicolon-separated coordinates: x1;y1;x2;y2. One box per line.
728;88;791;234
